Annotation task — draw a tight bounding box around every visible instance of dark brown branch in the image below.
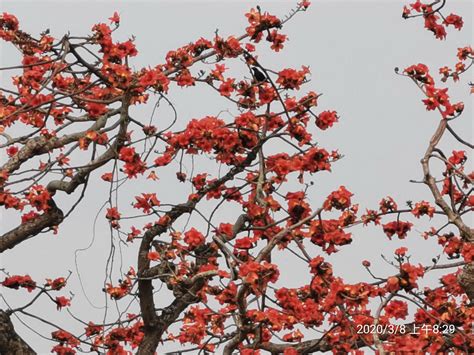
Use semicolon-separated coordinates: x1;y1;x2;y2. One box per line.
0;200;63;253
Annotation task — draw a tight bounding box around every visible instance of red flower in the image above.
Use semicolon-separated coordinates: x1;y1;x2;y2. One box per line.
239;261;279;294
404;63;433;84
316;110;338;130
133;193;160;213
301;147;332;173
184;228;205;249
147;251;160;261
382;221;413;239
25;185;51;211
287;191;311;222
85;102;107;118
118;147;146;178
214;36;242;58
216;223;233;238
139;68;159;87
447;150;466;165
443;13;463;30
284;348;299;355
85;322;103;337
109;11;120;24
245;8;281;42
154;153;173;167
192;173;208;190
422;85;450;112
101;172;113;182
0;13;19;31
105;278;132;300
234;237;254;249
399;263;425;290
0;13;19;41
51;344;76;355
6;145;18;157
105;207;121;220
51;329;80;348
210;64;226;81
379;196;397;213
411;200;435;218
0;191;24;211
219;78;235;97
424;14;447;40
127;227;141;242
46;277;67;290
361;209;381;225
119;147;136;163
384;300;408;319
386;276;400;292
323;186;353;211
282;329;304;342
299;1;311;9
395;247;408;256
457;46;473;61
21;211;39;223
2;275;36;292
268;30;287;52
176;69;195;87
55;296;71;310
276;66;309;90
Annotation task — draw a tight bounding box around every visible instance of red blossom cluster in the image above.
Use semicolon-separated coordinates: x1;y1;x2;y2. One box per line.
323;186;353;211
105;207;121;229
55;296;71;311
133;193;160;214
403;0;463;39
25;184;51;211
245;7;287;51
266;147;337;183
404;63;464;118
440;46;473;83
118;146;146;178
46;277;67;290
276;66;310;90
308;218;353;254
183;228;206;249
90;319;144;354
2;274;36;292
238;261;280;295
316;110;338;130
104;268;134;300
411;200;435;218
382;221;414;240
51;330;80;355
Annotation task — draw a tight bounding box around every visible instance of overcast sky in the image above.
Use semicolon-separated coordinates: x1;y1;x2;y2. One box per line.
0;0;472;353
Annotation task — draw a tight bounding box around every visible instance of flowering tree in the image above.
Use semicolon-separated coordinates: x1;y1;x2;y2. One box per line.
0;0;472;354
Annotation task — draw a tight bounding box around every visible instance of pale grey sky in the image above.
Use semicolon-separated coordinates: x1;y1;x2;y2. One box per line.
0;1;472;353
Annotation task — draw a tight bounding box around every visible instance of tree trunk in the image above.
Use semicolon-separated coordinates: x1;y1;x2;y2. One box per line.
458;262;474;303
0;310;36;355
137;327;160;355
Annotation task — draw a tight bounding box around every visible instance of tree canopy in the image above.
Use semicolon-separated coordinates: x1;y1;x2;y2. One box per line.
0;1;473;354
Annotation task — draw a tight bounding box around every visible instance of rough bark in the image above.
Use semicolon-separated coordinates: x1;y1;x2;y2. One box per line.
0;310;36;355
458;262;474;303
0;203;64;253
